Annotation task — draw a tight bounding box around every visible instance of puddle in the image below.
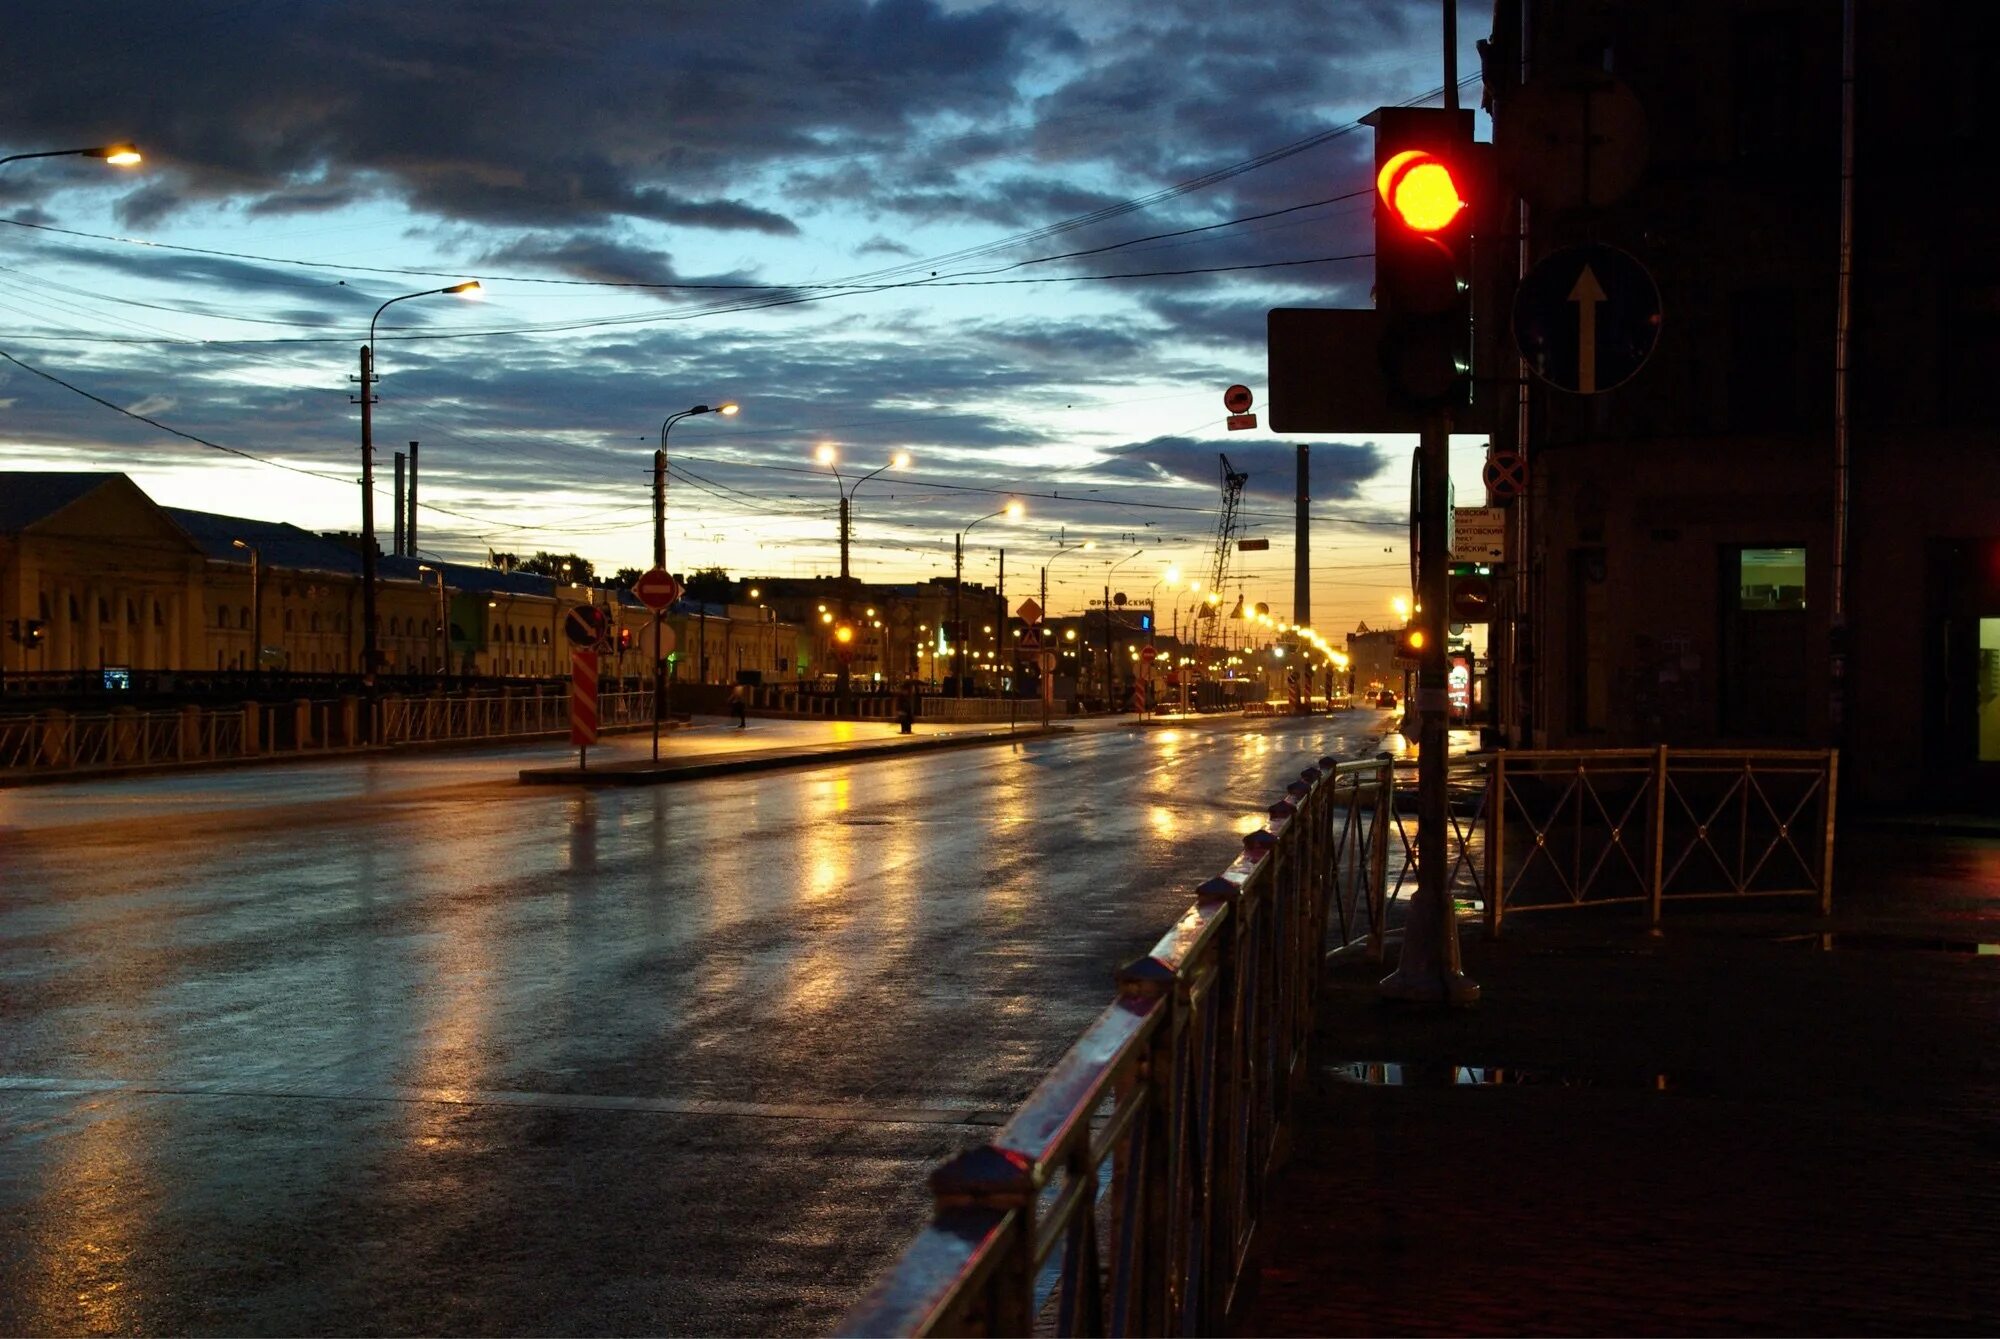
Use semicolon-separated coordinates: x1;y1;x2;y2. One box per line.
1327;1061;1675;1090
1774;931;2000;955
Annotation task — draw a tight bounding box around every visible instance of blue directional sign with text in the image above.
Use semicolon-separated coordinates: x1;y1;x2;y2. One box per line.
1512;243;1661;395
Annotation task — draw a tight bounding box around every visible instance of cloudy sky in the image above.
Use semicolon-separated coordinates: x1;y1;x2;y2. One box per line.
0;0;1489;637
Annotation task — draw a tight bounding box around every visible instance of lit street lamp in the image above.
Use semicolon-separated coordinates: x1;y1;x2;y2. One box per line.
416;564;448;678
358;280;480;692
0;142;142;170
653;400;737;754
230;539;260;676
954;500;1022;698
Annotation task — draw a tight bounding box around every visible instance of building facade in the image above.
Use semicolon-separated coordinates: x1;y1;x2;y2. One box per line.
1485;0;2000;806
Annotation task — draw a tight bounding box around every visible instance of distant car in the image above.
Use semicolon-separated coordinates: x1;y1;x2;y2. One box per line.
1376;691;1398;709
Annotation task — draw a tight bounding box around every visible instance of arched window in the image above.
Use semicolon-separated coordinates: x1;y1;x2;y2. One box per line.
284;610;294;632
98;597;110;624
68;593;79;622
127;599;139;625
311;613;322;633
153;602;164;626
218;606;230;628
239;607;250;630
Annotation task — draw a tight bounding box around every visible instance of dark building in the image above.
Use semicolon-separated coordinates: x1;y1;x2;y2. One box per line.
1484;0;2000;807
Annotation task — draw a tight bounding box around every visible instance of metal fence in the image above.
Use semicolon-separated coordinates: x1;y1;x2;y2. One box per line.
0;689;655;779
839;755;1397;1337
1485;747;1838;934
840;745;1839;1336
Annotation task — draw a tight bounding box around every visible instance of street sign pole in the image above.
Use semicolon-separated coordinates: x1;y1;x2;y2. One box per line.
1382;408;1479;1005
652;612;664;761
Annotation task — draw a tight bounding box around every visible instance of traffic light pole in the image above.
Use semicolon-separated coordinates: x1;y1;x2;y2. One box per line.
1381;408;1478;1004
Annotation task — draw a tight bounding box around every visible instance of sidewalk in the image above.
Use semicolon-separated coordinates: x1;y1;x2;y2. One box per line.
1238;826;2000;1336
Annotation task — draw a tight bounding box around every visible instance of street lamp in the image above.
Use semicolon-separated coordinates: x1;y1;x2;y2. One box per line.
652;400;738;754
1037;540;1096;724
230;539;260;676
954;500;1023;699
358;280;480;691
816;445;909;704
1101;548;1145;707
0;142;142;170
416;564;448;678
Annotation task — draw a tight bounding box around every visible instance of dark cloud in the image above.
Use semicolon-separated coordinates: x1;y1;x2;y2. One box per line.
0;0;1075;232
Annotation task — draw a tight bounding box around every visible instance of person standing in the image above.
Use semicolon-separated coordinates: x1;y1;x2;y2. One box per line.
728;681;747;729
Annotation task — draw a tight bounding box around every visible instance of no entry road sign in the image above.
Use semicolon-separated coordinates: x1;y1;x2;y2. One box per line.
631;568;683;613
1513;242;1661;395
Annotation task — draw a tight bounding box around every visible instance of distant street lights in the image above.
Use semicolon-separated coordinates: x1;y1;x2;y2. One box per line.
1102;548;1145;703
229;539;260;675
0;142;142;170
654;401;737;746
954;501;1023;698
358;281;480;688
416;564;448;677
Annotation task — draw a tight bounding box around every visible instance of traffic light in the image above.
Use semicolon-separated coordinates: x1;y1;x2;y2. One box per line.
1369;106;1478;408
23;619;45;650
1395;622;1430;663
832;623;856;663
617;626;633;651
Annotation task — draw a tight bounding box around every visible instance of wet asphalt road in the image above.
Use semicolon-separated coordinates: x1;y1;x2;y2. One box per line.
0;712;1393;1335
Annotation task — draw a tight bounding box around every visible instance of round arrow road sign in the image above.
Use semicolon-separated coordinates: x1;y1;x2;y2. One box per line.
1513;242;1661;395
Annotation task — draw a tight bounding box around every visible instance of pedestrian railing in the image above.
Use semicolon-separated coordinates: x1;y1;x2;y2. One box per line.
1485;746;1838;934
0;689;658;779
839;755;1396;1337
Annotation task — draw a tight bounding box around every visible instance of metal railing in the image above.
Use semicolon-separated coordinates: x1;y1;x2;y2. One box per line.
1485;746;1838;934
840;755;1396;1337
0;690;658;778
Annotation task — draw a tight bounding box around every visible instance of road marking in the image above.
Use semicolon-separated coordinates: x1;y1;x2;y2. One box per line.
0;1074;1012;1127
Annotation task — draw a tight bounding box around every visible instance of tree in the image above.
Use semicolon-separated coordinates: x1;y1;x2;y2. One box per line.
613;567;646;587
517;551;595;583
680;566;733;603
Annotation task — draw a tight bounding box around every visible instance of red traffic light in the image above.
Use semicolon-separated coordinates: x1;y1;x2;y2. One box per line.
1376;150;1466;233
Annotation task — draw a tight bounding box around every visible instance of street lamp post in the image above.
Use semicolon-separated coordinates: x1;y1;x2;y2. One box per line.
0;143;142;170
358;281;480;697
817;445;908;706
416;565;448;678
653;401;737;756
954;501;1022;699
1103;549;1144;708
1037;540;1096;724
230;539;260;677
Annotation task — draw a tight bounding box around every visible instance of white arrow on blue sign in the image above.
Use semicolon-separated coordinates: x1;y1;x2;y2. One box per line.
1512;242;1661;395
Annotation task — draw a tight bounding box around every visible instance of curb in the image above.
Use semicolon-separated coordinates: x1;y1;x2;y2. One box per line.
518;725;1075;786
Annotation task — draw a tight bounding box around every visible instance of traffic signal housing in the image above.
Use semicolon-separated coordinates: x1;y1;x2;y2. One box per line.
617;626;633;652
1395;622;1431;663
1368;106;1479;408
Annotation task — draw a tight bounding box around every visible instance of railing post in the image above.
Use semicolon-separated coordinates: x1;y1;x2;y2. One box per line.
1369;757;1392;958
1649;744;1669;933
1819;749;1839;917
928;1147;1037;1335
178;705;200;762
1487;750;1507;938
1113;955;1179;1336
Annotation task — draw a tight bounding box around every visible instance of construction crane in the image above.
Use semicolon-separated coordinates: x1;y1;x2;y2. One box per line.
1202;454;1248;637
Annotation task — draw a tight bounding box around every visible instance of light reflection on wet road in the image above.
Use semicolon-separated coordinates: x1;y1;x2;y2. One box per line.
0;712;1390;1335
